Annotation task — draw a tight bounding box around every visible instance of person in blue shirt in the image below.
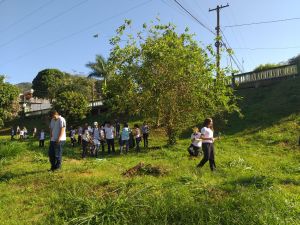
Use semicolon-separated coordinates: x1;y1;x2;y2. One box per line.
120;123;130;154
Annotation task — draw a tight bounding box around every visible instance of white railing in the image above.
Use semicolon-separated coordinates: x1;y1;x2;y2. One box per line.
233;64;298;84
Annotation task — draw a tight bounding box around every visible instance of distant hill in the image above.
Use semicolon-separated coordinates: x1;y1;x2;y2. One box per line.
15;82;32;92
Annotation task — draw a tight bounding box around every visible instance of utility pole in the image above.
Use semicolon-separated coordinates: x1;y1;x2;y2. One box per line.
209;3;229;77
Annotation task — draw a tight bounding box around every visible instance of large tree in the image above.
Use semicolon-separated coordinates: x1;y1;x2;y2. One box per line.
106;20;239;144
0;76;20;127
52;91;90;124
32;68;66;102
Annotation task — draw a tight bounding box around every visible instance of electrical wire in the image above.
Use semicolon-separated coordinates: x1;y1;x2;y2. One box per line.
0;0;152;66
172;0;215;35
0;0;89;49
232;46;300;50
224;17;300;28
0;0;57;33
220;29;244;72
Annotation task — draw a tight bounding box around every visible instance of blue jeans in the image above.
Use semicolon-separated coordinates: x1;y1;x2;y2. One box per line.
49;141;65;170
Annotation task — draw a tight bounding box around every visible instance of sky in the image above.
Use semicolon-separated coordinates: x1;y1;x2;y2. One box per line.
1;0;300;84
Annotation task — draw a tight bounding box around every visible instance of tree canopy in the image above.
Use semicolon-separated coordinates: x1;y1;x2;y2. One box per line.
32;69;66;102
0;76;20;127
105;20;239;144
52;91;90;125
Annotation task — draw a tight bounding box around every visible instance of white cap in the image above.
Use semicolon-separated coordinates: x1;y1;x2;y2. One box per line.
93;121;98;126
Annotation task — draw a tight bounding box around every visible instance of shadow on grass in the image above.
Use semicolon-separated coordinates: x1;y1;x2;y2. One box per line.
0;170;46;182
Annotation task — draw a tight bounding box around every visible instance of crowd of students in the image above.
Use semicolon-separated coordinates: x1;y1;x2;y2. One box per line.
68;121;150;158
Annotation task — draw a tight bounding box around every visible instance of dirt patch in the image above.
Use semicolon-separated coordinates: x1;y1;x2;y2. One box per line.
122;162;167;177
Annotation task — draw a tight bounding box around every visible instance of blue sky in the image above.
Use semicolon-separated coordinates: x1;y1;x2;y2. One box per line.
1;0;300;84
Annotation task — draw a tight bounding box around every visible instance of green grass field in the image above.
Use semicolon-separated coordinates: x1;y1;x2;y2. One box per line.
0;77;300;225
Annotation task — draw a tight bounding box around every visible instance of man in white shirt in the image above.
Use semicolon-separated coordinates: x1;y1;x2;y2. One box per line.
104;121;115;154
48;110;66;171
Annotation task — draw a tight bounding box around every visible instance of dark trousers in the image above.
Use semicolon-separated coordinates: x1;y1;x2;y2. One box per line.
143;133;149;148
188;145;200;156
100;140;105;153
48;141;65;170
106;138;115;153
197;143;216;171
39;139;45;147
82;140;89;158
135;137;141;152
78;135;82;145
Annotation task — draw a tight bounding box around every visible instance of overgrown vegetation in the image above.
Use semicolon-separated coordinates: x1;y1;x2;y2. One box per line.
0;77;299;224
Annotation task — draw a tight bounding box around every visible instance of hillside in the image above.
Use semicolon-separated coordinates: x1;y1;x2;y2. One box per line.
226;76;300;147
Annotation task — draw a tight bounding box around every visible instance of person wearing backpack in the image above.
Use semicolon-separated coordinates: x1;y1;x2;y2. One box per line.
120;123;130;154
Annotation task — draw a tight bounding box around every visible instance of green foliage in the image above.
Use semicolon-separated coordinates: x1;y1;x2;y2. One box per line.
86;54;109;90
0;76;20;127
32;68;66;101
253;63;281;72
106;20;239;144
53;91;90;124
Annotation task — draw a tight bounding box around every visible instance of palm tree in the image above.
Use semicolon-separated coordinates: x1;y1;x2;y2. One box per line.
86;55;109;87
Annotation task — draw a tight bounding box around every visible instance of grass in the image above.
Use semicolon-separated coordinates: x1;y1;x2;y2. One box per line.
0;77;300;224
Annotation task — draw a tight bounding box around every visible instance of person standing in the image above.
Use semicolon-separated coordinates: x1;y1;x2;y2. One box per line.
11;127;15;140
48;110;66;171
92;122;101;157
134;124;142;152
16;126;20;139
39;129;45;147
77;126;83;145
23;127;28;139
32;127;37;138
188;127;202;157
120;123;130;154
141;122;149;148
99;124;106;155
197;118;216;171
81;124;90;158
104;121;115;154
69;126;76;147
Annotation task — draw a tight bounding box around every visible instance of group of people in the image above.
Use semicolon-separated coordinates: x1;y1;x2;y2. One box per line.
47;110;151;171
20;110;215;172
189;118;217;172
11;126;46;147
69;120;150;158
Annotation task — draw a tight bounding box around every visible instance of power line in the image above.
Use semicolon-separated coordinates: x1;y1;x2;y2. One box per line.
232;46;300;50
0;0;89;49
0;0;57;33
220;29;244;72
224;17;300;28
172;0;215;35
0;0;152;66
